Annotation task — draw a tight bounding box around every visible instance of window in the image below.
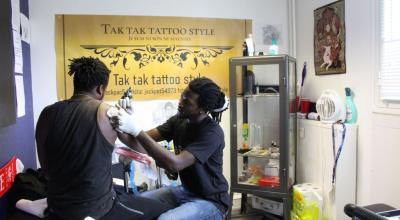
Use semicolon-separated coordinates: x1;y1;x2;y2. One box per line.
378;0;400;103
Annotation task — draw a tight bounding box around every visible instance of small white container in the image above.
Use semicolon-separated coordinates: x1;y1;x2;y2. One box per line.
264;164;279;176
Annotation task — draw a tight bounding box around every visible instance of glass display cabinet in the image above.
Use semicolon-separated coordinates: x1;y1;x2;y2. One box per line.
229;55;296;220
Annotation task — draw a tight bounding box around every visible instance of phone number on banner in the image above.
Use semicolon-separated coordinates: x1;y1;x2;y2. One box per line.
144;87;183;95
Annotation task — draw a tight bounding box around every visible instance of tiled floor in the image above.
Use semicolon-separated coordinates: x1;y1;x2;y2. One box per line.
231;212;264;220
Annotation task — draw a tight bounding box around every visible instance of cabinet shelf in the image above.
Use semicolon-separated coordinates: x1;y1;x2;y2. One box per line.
237;152;280;159
238;154;270;159
236;93;280;99
237;181;281;188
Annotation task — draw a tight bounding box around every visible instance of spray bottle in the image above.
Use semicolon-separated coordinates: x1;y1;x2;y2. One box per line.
268;37;279;55
345;87;357;124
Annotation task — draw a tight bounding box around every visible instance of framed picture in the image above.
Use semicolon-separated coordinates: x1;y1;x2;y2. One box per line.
314;0;346;75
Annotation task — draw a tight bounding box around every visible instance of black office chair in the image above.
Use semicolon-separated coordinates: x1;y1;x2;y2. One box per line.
344;203;396;220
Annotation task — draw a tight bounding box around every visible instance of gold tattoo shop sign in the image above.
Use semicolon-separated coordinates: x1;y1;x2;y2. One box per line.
56;15;251;101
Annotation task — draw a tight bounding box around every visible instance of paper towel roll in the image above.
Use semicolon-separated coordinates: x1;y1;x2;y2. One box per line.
293;183;323;220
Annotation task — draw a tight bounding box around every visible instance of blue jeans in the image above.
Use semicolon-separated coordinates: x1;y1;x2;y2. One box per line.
140;185;225;220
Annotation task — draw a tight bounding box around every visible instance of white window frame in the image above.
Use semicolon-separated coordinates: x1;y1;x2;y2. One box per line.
374;0;400;115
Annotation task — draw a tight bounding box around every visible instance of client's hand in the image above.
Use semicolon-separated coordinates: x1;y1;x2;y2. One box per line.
115;108;143;137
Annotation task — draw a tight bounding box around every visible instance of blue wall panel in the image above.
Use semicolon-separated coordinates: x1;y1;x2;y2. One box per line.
0;0;36;218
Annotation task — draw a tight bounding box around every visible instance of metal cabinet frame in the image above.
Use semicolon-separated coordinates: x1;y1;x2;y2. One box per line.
228;55;297;220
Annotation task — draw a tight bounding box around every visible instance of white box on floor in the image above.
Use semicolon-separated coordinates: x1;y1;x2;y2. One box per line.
251;196;283;216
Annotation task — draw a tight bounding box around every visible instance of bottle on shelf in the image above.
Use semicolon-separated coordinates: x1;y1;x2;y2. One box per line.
268;37;279;55
269;141;280;159
250;123;262;150
345;87;357;124
245;34;255;56
244;70;255;95
242;123;250;150
243;41;248;56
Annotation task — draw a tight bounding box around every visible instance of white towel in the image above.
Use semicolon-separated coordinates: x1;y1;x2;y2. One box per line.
15;198;47;218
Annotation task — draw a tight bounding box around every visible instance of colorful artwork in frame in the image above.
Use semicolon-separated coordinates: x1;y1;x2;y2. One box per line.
314;0;346;75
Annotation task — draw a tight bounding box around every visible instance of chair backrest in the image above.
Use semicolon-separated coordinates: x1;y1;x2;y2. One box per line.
344;203;388;220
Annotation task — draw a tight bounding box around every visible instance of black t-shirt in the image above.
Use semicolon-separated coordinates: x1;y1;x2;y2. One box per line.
157;115;230;212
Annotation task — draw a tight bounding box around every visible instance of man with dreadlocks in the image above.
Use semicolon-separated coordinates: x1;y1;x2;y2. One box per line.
36;57;168;220
111;77;230;220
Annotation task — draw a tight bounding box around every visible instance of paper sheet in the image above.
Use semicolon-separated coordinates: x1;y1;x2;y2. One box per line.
15;75;25;117
11;0;20;31
20;13;30;44
13;30;23;74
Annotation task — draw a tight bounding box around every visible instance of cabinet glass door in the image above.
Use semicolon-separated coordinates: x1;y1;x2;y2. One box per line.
233;61;282;190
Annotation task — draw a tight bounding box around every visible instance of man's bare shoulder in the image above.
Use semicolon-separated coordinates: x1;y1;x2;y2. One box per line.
98;102;117;118
97;102;118;145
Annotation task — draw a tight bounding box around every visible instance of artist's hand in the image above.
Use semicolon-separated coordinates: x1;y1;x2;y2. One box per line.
115;108;143;137
118;97;133;114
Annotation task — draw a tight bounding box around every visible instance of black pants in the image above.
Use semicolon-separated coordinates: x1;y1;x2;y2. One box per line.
100;190;169;220
46;189;169;220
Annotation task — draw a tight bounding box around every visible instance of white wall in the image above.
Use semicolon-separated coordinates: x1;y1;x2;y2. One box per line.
29;0;291;188
296;0;400;208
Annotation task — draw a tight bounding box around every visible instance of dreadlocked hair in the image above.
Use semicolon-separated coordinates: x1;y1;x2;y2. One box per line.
189;77;227;123
68;57;111;92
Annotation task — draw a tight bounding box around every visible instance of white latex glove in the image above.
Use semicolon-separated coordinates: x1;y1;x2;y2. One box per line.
118;97;133;114
117;108;142;137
